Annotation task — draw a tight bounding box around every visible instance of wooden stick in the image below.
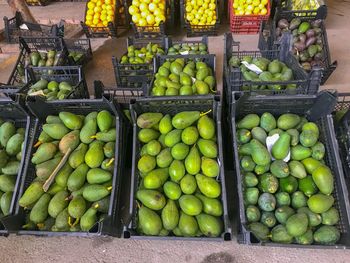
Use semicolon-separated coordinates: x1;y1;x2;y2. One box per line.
43;148;72;192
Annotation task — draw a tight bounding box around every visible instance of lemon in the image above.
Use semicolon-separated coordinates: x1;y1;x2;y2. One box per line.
252;0;260;6
146;14;155;24
139;18;147;26
260;7;267;15
253;7;260;14
87;2;95;9
132;0;140;6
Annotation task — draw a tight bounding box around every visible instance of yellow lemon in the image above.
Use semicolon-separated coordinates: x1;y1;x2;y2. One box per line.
93;18;99;25
94;6;102;13
102;20;108;26
195;13;201;20
247;4;254;11
252;0;260;6
141;10;149;18
238;9;244;15
132;13;141;23
202;3;208;9
198;8;204;15
158;2;165;10
107;15;114;21
143;0;150;3
101;10;107;15
106;4;113;10
132;0;140;7
253;6;260;14
158;14;166;22
245;10;252;15
138;18;147;26
96;0;102;7
207;16;212;23
153;8;162;16
192;18;199;25
87;9;94;15
129;5;137;15
260;8;267;15
86;14;93;21
100;13;107;20
209;3;215;10
105;0;112;4
85;20;91;26
146;14;155;24
107;9;114;15
258;3;265;9
197;0;203;5
87;2;95;9
149;3;156;12
139;3;148;11
185;5;192;12
186;13;194;21
261;0;268;5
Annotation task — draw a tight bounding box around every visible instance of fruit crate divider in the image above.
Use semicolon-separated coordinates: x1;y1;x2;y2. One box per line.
1;96;125;237
122;95;232;240
230;90;350;248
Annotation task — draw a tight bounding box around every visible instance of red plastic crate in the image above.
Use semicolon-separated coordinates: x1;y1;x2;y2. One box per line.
229;0;271;34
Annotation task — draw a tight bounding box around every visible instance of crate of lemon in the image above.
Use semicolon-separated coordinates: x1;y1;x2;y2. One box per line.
82;0;129;38
129;0;168;37
149;54;217;97
229;0;271;34
123;96;232;239
181;0;219;37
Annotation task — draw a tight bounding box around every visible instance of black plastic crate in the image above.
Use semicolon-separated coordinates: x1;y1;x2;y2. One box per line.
147;54;216;97
224;33;321;106
95;80;144;105
112;36;167;88
3;12;64;44
1;97;125;236
0;97;34;236
259;9;337;85
7;37;69;87
23;66;89;100
63;38;93;66
81;0;129;38
25;0;50;6
131;22;166;39
230;90;350;248
166;36;209;55
180;0;219;37
123;95;232;240
334;93;350;199
278;0;327;20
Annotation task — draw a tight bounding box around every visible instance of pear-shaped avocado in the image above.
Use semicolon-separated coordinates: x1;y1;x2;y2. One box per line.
169;160;186;182
197;115;215;139
80;207;98;231
85;141;104;168
80;118;97;144
185;146;201;175
179;212;198;237
42;123;69;140
159;114;173;134
138;206;162;235
196;174;221;198
163;181;182;200
59;130;80;154
137;113;163;129
31;142;57;164
172;111;201;129
195;193;223;216
69;143;88;169
143;168;169;189
201;157;219;178
181;126;199;145
59;112;83;130
196;213;223;237
156;148;173;168
164;129;182;147
179;195;203;216
97;110;113;132
161;199;179;231
29;193;51;224
197;139;218;158
136;189;166;210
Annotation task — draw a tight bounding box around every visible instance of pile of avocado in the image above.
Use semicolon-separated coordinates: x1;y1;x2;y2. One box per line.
135;111;223;237
68;51;85;64
167;42;208;55
0;120;25;217
152;58;216;96
28;79;75;100
120;43;165;65
237;112;340;245
275;18;325;71
19;110;116;232
16;50;66;84
229;56;297;91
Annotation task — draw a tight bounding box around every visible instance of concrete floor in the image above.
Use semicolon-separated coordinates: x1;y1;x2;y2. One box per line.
1;1;350;263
